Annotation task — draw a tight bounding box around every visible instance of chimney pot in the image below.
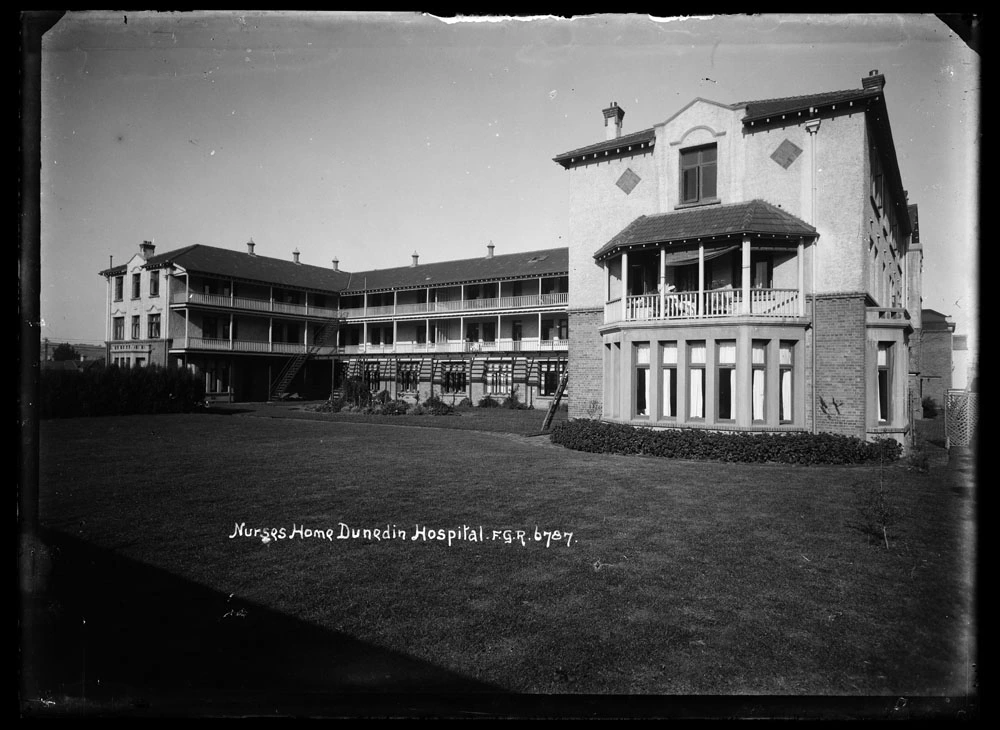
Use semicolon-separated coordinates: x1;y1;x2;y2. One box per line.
247;239;256;255
411;251;419;267
487;241;495;258
293;248;300;264
602;101;625;141
332;257;340;272
139;240;155;258
862;70;885;92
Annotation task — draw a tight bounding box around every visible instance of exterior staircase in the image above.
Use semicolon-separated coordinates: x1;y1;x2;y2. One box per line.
269;323;337;400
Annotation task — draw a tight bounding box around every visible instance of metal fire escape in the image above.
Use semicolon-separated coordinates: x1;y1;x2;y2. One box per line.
269;322;337;401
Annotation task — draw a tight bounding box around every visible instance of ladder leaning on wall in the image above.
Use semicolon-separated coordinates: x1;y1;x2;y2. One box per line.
541;371;569;432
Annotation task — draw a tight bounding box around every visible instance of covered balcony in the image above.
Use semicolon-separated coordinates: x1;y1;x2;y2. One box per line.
597;200;817;325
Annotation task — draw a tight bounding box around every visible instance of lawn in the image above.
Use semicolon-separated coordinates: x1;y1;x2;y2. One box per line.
26;411;976;716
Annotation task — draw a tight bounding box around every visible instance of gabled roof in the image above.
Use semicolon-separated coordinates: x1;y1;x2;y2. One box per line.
739;88;878;124
100;244;354;293
342;247;568;294
552;128;656;169
594;200;816;261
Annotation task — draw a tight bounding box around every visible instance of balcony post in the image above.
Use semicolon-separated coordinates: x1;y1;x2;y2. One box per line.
742;236;751;315
185;309;189;349
621;251;629;306
229;313;234;351
392;319;398;353
659;246;666;320
798;237;805;317
231;278;235;308
697;245;704;317
269;286;274;312
362;321;368;354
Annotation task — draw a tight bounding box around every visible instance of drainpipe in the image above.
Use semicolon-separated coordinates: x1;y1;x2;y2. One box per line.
805;118;821;433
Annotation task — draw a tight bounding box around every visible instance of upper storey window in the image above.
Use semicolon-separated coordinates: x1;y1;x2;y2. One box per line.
680;144;717;205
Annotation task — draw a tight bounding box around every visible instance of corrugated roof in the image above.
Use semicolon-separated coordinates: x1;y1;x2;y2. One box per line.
553;128;656;168
342;247;568;293
594;200;817;261
740;88;877;124
109;244;354;292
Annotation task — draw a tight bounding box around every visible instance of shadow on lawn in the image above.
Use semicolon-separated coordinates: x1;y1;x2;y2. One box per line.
21;528;500;717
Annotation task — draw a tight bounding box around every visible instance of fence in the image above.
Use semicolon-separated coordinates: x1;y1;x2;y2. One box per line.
945;389;978;449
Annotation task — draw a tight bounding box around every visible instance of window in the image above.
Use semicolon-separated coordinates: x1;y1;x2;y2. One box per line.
634;343;650;417
483;322;496;343
487;362;512;395
149;270;160;297
751;255;772;289
134;357;146;368
114;276;124;301
688;341;706;419
541;319;553;341
877;343;892;423
511;320;523;342
397;362;420;393
660;342;677;419
752;341;767;422
680;144;717;204
113;316;124;340
132;273;141;299
148;313;161;339
442;363;467;394
540;360;565;396
557;319;569;341
717;340;736;421
416;327;426;345
466;323;480;342
780;342;794;422
203;316;218;339
131;315;141;340
363;363;382;393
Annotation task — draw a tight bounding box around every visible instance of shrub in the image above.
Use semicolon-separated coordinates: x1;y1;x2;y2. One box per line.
549;419;902;465
501;386;529;410
378;399;411;416
340;378;373;408
921;396;939;419
422;394;454;416
456;397;473;409
478;395;500;408
40;363;205;419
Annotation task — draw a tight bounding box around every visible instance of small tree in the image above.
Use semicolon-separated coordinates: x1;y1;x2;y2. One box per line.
52;342;80;362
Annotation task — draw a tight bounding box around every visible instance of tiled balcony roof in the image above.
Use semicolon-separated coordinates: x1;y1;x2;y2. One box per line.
594;199;817;261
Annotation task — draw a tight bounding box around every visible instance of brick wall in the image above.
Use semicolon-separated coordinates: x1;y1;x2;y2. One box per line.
568;308;603;419
920;329;953;409
812;294;867;437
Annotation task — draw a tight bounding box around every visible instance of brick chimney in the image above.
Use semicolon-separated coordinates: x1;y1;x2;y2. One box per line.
247;239;256;256
293;248;301;264
487;241;495;259
411;251;419;267
603;101;625;141
862;69;885;92
139;240;155;258
332;257;340;271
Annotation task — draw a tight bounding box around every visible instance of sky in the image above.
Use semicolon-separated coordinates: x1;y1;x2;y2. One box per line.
38;12;979;380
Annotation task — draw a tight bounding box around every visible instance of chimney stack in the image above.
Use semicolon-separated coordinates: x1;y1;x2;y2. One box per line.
411;251;419;267
293;248;301;264
139;240;155;258
603;101;625;141
332;257;340;272
247;239;256;256
862;69;885;93
487;241;495;259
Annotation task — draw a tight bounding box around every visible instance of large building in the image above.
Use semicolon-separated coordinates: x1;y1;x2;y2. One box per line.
100;70;921;446
100;240;569;407
553;70;920;446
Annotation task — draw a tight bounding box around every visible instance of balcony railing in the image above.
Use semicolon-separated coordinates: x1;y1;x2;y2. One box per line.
177;337;338;355
336;338;567;355
866;307;910;325
610;288;802;323
172;291;340;319
337;292;568;320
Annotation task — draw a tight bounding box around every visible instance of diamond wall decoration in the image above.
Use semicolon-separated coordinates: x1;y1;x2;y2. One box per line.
616;167;641;195
770;139;803;169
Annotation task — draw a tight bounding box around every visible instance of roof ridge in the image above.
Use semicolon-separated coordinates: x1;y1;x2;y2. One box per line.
736;87;862;107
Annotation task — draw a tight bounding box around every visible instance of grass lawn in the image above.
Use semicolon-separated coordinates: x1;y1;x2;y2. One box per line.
27;411;976;714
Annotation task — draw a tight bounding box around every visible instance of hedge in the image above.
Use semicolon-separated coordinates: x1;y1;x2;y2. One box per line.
40;364;205;419
549;419;902;465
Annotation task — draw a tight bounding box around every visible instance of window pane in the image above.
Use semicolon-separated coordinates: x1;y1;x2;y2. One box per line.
636;343;650;365
635;368;648;416
701;162;717;199
690;343;706;364
780;369;793;421
682;167;699;202
718;341;736;364
661;342;677;364
753;368;766;421
700;145;717;163
689;368;704;418
662;368;676;418
752;341;767;365
779;342;794;365
718;367;734;420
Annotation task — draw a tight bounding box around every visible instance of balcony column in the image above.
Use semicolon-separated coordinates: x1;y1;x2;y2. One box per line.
459;316;465;351
185;309;189;349
497;314;502;349
104;275;110;343
697;245;704;317
393;320;398;353
231;278;235;308
393;290;397;317
229;313;234;351
798;237;806;316
742;236;752;315
426;319;431;349
659;246;666;319
268;317;273;353
621;251;629;303
362;321;368;353
538;312;542;347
